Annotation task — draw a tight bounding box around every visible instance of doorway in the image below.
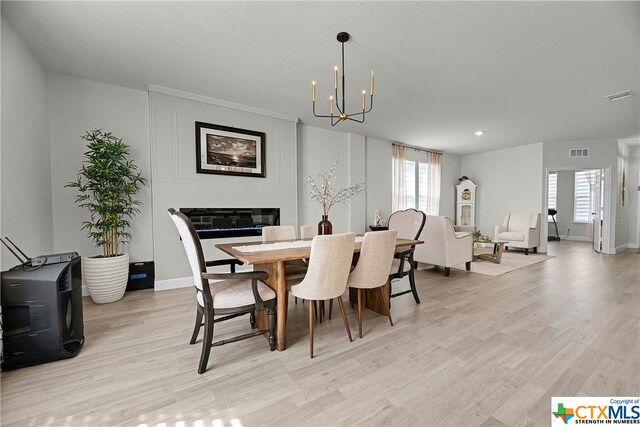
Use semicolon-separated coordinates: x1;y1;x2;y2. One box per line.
544;167;611;254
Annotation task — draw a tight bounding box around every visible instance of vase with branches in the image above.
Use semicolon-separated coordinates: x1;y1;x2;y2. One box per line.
305;155;365;234
66;129;147;303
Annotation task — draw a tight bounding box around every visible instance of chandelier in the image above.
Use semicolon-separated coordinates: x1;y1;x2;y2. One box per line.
312;32;374;126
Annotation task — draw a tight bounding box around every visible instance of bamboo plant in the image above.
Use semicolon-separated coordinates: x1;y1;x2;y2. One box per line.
66;129;147;257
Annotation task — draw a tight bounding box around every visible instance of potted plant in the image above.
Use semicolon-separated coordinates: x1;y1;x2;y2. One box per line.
66;129;147;304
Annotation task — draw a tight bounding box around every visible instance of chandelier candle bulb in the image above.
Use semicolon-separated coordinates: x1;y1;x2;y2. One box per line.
370;70;374;95
312;81;316;102
362;90;366;110
334;66;338;89
330;96;334;115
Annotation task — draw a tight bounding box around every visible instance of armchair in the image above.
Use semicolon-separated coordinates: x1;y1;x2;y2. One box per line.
414;215;473;276
494;212;541;255
168;209;276;374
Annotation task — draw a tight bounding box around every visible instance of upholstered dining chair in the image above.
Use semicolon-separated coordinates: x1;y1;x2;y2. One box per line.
168;209;276;374
262;225;297;242
347;230;397;338
388;208;426;304
290;233;356;358
261;225;307;280
300;224;318;240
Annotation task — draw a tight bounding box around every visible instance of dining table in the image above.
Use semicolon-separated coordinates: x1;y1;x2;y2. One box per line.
216;236;422;351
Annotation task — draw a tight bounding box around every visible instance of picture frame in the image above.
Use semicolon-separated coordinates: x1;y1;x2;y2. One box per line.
195;121;266;178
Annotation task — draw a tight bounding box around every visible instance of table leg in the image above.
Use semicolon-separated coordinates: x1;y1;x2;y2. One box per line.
363;280;390;315
254;261;287;351
494;244;504;264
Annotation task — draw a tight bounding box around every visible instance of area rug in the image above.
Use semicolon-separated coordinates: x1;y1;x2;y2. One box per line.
452;251;554;276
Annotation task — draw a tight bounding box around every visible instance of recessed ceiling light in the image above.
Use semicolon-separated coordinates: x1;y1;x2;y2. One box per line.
475;130;485;136
606;90;634;102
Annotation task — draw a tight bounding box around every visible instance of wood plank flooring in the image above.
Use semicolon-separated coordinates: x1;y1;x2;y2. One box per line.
1;241;638;426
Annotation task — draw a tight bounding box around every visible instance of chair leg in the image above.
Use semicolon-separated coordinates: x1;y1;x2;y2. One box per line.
524;248;529;255
295;296;298;305
309;299;315;358
409;269;421;304
337;296;353;342
465;261;471;271
533;247;537;253
249;310;256;329
267;306;276;351
379;286;393;326
190;310;203;344
357;289;363;338
328;299;333;320
198;311;214;374
444;267;450;277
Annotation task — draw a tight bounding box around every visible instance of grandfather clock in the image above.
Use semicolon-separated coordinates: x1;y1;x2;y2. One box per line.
456;179;477;226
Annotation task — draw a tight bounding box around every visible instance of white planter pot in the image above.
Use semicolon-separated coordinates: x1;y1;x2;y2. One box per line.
82;253;130;304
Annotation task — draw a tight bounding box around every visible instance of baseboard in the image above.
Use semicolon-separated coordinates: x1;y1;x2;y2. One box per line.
627;243;640;249
565;236;592;242
82;277;197;296
154;276;193;291
615;243;628;254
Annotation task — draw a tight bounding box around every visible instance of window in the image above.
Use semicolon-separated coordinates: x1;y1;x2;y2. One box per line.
392;145;441;214
573;171;592;223
547;172;557;221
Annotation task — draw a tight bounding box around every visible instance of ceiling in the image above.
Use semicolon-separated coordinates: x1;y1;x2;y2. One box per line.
2;1;639;155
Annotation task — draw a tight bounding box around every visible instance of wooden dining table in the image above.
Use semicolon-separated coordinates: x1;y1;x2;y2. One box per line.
216;236;422;351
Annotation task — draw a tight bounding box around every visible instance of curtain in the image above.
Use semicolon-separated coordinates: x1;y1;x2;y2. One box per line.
392;144;406;212
424;151;441;215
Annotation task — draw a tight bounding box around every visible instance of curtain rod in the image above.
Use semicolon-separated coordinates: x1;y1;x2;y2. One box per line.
392;142;443;156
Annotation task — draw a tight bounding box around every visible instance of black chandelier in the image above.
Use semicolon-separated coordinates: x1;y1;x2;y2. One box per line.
312;32;374;126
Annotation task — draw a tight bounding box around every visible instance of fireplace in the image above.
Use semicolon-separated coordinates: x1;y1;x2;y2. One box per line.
179;208;280;239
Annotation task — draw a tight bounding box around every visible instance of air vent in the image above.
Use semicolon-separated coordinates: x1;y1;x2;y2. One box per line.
606;90;634;102
570;149;589;158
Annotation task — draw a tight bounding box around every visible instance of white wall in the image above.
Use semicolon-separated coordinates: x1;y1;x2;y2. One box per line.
460;143;544;244
365;137;393;226
47;73;153;262
628;144;640;248
439;153;461;219
297;125;366;233
1;18;53;270
150;89;298;283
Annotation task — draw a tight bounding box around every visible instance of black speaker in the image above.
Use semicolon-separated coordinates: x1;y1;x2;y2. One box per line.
1;257;84;370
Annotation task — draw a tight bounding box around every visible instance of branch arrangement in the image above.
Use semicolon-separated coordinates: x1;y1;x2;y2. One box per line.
305;155;365;216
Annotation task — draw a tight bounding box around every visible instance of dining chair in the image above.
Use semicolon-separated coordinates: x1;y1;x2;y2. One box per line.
347;230;397;338
168;209;276;374
261;225;307;280
262;225;297;242
300;224;318;239
388;208;426;304
290;233;355;358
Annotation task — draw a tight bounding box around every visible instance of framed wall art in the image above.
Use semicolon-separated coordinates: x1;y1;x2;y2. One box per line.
195;121;266;178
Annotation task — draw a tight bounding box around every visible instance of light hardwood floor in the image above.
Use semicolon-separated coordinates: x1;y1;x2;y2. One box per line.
1;241;638;426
